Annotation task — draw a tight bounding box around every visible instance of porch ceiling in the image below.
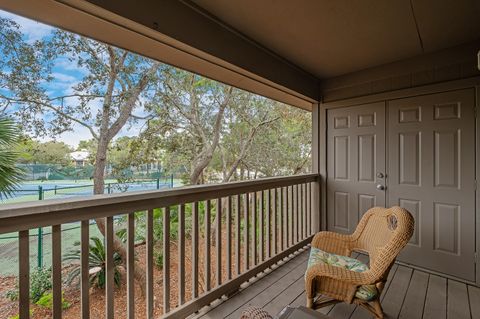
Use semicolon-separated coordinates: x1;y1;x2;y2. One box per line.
191;0;480;79
1;1;479;109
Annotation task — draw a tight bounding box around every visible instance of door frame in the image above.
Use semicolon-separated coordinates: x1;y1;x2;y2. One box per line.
318;76;480;286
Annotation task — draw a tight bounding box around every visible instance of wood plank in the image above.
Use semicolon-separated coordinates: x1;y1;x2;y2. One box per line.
282;187;288;250
178;205;186;305
468;285;480;319
205;201;211;292
266;189;271;259
244;193;250;271
52;224;62;319
164;207;171;313
192;202;199;298
252;192;257;265
0;174;318;235
235;195;241;276
279;187;284;251
127;213;135;318
146;210;154;318
105;216;114;319
262;271;307;314
422;275;446;319
327;302;356;319
399;270;429;319
18;230;29;319
226;197;232;280
447;280;471;319
216;198;222;286
293;185;297;243
80;220;90;319
259;191;264;262
379;265;412;318
225;253;309;319
273;188;277;255
198;251;309;319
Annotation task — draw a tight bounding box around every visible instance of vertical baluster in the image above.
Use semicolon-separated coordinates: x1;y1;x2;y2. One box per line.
192;202;199;298
244;193;249;270
178;205;185;305
216;198;222;286
290;186;294;245
266;189;271;259
226;196;232;280
163;207;170;314
297;184;301;241
18;230;29;319
127;214;135;319
81;220;90;319
292;186;296;243
300;184;304;240
259;190;264;262
205;200;211;292
273;189;277;255
235;195;241;275
285;187;290;247
146;210;154;318
307;183;313;236
284;188;287;246
303;183;307;239
280;187;284;251
52;225;62;319
252;192;257;265
105;216;114;319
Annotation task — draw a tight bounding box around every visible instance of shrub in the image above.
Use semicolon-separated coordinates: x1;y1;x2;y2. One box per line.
35;292;70;310
154;250;163;269
63;236;122;288
5;267;52;303
30;267;53;303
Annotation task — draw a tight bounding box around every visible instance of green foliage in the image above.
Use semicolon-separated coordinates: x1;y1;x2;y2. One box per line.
35;291;71;310
30;267;53;303
0;117;24;199
63;236;122;289
6;267;52;303
154;250;163;269
8;310;33;319
16;138;72;165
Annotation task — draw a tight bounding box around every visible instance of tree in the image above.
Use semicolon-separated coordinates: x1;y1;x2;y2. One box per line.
17;139;72;165
0;117;23;199
0;18;162;293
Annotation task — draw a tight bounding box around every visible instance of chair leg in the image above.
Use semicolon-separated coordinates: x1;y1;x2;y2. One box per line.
370;300;384;319
306;297;314;308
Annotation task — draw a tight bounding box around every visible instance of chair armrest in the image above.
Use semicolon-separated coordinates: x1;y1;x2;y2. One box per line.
311;231;353;255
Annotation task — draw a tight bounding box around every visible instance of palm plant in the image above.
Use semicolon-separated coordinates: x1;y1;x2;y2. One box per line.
0;117;23;199
63;236;122;288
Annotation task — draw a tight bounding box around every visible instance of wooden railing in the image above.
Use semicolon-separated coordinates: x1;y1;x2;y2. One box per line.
0;174;319;319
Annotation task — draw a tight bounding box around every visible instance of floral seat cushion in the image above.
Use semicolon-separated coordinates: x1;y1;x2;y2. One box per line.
306;247;378;301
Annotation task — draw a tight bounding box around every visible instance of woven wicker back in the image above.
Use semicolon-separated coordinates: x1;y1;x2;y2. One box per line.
352;206;414;278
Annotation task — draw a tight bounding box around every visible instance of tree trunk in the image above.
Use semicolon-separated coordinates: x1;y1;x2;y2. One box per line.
93;137;147;296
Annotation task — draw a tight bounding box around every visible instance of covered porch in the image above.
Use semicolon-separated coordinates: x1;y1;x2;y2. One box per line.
0;0;480;318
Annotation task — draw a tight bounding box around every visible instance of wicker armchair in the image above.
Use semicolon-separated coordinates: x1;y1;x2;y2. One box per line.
305;206;414;318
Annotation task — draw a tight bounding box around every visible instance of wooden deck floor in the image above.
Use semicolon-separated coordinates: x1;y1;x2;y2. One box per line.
192;247;480;319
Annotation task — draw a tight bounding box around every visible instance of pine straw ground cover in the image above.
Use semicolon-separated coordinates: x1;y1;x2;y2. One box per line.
0;229;255;319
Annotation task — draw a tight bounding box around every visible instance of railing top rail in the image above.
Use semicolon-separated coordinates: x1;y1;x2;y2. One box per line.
0;174;318;233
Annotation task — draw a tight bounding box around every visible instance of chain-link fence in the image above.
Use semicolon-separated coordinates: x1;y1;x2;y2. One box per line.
0;175;176;276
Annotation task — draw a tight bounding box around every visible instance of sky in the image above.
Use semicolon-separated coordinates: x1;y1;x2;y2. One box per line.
0;9;145;149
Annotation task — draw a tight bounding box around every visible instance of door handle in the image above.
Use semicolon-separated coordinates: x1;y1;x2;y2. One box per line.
376;184;386;191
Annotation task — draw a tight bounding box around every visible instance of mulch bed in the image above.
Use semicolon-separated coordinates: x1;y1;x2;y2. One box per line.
0;229;254;319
